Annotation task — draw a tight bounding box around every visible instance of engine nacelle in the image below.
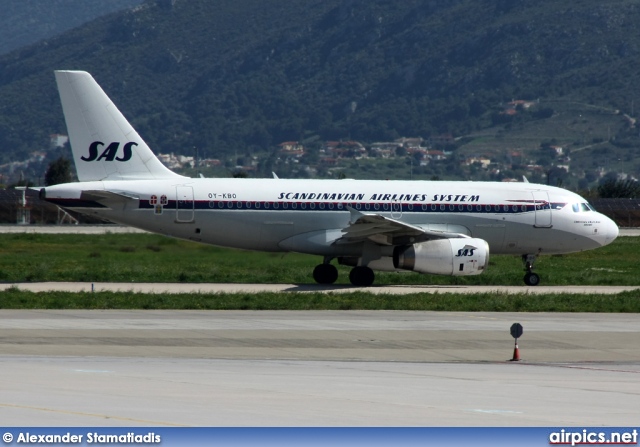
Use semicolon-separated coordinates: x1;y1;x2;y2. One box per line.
393;238;489;276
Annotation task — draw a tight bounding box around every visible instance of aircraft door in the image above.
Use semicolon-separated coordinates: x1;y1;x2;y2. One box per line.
176;186;194;222
532;191;552;228
390;200;403;219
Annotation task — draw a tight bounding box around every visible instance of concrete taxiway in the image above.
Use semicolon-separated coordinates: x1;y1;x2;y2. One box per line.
6;281;640;295
1;310;640;426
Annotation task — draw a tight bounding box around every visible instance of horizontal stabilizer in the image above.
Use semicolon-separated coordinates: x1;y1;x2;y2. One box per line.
80;190;139;208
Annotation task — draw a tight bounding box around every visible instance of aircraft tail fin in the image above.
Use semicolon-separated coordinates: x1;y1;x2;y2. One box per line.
54;70;184;182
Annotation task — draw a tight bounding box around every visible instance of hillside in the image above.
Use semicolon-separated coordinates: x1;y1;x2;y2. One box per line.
1;0;640;186
0;0;144;55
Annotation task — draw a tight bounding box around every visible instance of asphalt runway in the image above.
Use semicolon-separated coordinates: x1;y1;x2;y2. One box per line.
1;310;640;426
2;226;639;426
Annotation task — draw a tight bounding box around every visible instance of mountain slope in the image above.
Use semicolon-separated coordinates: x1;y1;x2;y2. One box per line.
0;0;144;55
0;0;639;171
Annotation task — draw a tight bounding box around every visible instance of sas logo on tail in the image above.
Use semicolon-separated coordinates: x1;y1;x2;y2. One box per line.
81;141;137;162
455;246;476;257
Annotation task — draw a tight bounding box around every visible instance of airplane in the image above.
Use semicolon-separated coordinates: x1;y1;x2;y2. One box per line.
41;70;619;287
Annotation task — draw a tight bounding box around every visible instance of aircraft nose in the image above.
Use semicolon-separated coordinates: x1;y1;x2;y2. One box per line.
599;215;619;246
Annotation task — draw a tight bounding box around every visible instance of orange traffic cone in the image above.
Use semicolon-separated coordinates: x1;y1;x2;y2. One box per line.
510;340;521;361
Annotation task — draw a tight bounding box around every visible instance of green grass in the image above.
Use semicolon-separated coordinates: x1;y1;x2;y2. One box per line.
0;233;638;286
0;233;638;311
1;288;640;312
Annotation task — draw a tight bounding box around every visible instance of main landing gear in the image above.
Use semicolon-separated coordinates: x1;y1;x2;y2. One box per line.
312;259;376;287
348;266;375;287
312;261;338;284
522;254;540;286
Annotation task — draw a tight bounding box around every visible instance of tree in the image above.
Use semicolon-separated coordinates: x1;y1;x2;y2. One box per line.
44;157;72;186
231;170;249;178
597;178;640;198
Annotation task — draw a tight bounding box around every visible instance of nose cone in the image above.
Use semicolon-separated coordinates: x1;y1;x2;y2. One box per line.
598;215;619;247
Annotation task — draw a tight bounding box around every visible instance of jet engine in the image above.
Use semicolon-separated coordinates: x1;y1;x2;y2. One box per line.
393;238;489;276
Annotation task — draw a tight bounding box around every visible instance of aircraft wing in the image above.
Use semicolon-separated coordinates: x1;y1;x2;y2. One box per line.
336;207;470;246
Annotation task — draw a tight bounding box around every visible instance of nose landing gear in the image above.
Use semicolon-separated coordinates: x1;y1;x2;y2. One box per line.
522;254;540;286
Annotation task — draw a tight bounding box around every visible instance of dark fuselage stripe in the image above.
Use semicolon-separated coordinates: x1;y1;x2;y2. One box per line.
138;200;566;214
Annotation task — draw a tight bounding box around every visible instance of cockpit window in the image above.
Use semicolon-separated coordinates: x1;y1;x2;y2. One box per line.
572;203;593;212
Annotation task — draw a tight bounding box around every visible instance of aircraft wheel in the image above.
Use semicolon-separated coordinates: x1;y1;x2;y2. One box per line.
313;264;338;284
524;272;540;286
349;266;375;287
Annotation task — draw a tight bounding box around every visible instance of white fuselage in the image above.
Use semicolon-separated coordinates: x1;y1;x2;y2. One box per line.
44;178;619;257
